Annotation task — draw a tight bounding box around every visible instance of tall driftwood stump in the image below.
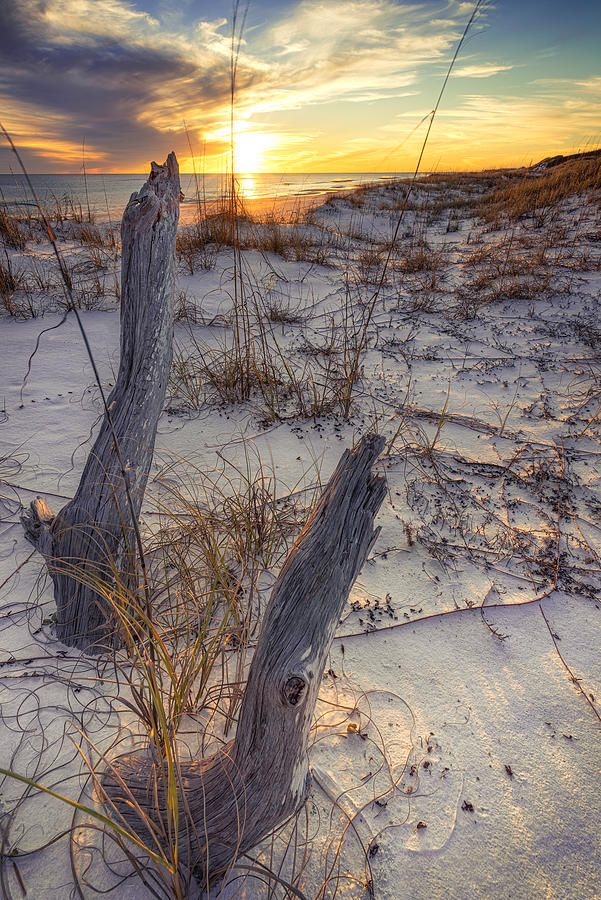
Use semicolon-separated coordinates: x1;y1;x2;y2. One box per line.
103;433;386;890
22;153;181;650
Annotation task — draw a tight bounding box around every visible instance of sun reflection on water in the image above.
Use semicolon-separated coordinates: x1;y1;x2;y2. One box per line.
235;173;258;198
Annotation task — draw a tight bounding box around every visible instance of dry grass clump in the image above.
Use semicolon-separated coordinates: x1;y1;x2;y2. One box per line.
355;246;385;285
249;219;335;265
168;329;281;417
0;255;25;313
0;261;118;317
0;206;28;250
379;156;599;232
173;289;210;324
76;223;106;247
396;235;441;274
153;448;307;589
322;182;384;215
481;153;601;224
73;221;119;252
380;172;506;217
454;271;554;319
0;253;61;317
252;220;303;257
170;329;283;411
0;192;100;245
381;229;449;311
0;193;122;317
177;188;338;273
46;191;94;226
454;229;563;317
176;223;218;273
448;169;601;317
174;200;332;274
169;296;368;422
175;215;264;273
259;289;306;328
171;178;372;421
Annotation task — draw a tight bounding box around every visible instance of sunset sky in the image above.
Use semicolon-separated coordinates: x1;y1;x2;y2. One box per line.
1;0;599;174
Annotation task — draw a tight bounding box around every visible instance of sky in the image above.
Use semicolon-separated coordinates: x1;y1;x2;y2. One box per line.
0;0;600;174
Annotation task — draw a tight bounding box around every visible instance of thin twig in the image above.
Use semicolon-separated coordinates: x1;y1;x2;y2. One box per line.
0;550;36;593
539;604;601;726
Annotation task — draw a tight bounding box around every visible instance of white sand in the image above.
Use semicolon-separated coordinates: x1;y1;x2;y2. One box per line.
1;175;600;898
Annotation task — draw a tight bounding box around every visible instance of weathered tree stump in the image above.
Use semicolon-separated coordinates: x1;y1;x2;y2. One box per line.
22;153;181;650
103;433;386;889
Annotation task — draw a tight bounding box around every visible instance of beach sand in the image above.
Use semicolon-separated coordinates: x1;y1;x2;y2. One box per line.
1;160;600;898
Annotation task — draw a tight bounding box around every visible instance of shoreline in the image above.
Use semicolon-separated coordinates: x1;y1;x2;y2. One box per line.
179;189;347;224
0;172;404;226
0;185;368;226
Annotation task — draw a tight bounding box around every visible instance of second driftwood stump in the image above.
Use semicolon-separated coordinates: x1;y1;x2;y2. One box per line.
104;433;386;889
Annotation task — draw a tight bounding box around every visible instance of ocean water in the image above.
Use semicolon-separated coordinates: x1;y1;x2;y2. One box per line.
0;172;407;222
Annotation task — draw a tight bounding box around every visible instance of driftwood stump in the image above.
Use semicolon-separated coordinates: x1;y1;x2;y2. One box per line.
103;433;386;889
22;153;181;650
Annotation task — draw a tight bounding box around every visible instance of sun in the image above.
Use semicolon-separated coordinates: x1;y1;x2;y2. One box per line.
233;130;274;173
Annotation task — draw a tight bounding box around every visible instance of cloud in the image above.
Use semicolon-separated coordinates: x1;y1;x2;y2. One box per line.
575;77;601;91
388;81;601;170
256;0;461;108
453;64;514;78
43;0;160;41
0;0;260;169
0;0;473;170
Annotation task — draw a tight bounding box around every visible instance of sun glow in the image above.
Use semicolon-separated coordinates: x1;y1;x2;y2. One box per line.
232;130;275;174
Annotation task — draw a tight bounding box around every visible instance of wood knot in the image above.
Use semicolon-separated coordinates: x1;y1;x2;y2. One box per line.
282;675;307;707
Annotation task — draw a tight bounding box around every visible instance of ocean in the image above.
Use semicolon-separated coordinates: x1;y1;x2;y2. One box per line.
0;172;407;223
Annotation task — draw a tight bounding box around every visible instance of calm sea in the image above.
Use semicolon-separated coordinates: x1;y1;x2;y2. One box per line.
0;172;407;223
